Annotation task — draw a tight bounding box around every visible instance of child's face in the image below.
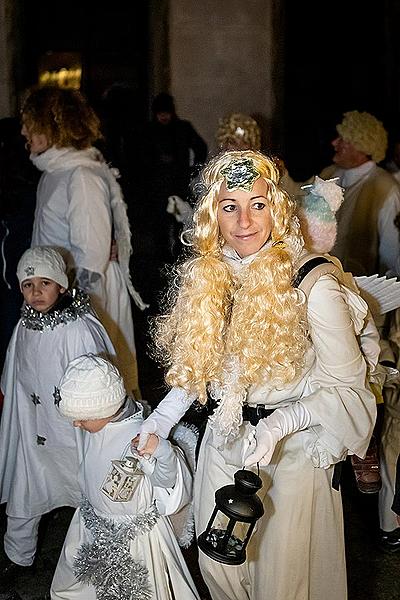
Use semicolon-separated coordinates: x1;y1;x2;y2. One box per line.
73;416;113;433
21;277;66;313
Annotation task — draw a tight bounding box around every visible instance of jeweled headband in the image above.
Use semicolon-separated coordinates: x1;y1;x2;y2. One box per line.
220;157;260;192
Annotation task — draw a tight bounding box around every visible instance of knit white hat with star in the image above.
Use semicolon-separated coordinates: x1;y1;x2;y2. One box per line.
17;246;69;290
58;354;126;420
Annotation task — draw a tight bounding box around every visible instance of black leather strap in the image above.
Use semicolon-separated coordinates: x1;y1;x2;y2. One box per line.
242;404;276;426
293;256;332;288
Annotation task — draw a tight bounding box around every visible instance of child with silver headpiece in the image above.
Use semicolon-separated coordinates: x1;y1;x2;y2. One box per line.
0;246;116;584
51;353;199;600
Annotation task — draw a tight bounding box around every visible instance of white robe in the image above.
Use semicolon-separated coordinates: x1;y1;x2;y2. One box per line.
51;406;200;600
193;267;376;600
0;292;116;518
30;146;141;396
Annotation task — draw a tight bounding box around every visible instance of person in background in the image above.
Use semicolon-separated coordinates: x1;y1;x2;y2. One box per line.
0;246;116;588
215;112;262;152
319;110;400;547
51;353;199;600
137;149;376;600
0;117;40;372
138;92;208;309
20;86;146;398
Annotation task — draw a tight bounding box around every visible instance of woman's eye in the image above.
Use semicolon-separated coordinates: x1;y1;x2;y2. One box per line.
222;204;236;213
252;202;266;210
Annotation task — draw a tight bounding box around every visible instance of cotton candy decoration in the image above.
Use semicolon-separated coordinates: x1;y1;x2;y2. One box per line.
297;176;344;253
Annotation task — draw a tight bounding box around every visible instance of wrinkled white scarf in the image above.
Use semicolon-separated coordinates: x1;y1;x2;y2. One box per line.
31;146;148;310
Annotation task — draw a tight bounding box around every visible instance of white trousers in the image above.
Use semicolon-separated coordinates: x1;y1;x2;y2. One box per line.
4;514;41;566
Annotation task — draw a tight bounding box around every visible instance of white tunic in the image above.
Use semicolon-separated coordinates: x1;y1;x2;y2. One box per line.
0;291;116;518
51;405;200;600
193;268;376;600
30;146;140;396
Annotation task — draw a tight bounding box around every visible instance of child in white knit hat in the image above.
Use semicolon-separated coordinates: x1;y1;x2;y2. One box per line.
51;353;199;600
0;246;116;585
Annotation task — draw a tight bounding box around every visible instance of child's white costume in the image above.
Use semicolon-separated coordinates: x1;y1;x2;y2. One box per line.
0;288;115;566
50;359;199;600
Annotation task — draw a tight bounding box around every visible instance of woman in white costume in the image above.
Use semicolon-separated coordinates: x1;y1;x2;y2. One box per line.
0;246;116;579
137;150;377;600
21;86;146;398
51;354;199;600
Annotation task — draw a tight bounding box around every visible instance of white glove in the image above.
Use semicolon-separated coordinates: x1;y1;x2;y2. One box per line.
166;195;194;224
136;387;195;451
244;402;313;467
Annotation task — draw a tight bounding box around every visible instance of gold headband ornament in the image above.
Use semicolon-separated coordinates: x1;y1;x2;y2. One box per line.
220;158;260;192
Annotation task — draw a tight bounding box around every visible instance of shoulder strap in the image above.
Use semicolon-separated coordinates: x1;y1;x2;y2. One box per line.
294;255;343;297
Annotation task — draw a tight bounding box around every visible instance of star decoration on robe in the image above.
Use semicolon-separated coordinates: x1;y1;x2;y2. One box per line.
53;387;61;407
220;158;260;192
31;393;41;405
36;435;46;445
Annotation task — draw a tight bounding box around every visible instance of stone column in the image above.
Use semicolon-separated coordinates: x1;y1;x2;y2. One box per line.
0;0;19;117
167;0;284;153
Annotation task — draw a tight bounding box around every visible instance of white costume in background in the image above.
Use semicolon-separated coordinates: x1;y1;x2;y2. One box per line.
51;401;199;600
145;248;376;600
0;290;116;566
30;146;145;396
321;161;400;533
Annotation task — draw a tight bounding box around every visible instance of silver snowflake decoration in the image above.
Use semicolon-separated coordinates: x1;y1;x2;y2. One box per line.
53;387;61;407
25;266;35;276
31;393;41;405
220;158;260;192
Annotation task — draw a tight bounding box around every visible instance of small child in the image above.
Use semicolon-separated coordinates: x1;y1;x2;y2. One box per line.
0;246;116;580
51;354;200;600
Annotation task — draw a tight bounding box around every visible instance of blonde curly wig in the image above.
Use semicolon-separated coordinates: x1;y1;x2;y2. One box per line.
336;110;388;163
216;112;262;151
152;150;309;403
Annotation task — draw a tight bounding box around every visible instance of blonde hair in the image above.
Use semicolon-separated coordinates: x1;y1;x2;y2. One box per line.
336;110;388;163
216;112;262;151
21;86;102;150
152;150;309;402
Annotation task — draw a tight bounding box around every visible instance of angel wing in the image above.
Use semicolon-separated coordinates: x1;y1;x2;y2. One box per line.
354;274;400;317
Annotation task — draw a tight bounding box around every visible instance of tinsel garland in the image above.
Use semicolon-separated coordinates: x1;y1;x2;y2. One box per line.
74;496;160;600
21;288;91;331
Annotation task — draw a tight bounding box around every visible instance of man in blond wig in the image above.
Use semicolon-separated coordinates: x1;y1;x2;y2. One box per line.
322;110;400;550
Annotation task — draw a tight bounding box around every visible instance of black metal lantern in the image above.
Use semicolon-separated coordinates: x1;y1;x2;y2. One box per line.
197;469;264;565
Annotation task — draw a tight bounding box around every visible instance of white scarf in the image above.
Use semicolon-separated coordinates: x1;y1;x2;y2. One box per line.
31;147;148;310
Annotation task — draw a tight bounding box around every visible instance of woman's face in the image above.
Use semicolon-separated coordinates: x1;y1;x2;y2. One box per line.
21;121;49;154
217;177;272;257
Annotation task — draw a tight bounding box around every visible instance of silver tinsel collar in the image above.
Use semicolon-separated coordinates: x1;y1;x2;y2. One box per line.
74;496;159;600
21;288;91;331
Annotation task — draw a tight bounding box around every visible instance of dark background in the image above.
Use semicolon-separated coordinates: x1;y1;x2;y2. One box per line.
16;0;400;180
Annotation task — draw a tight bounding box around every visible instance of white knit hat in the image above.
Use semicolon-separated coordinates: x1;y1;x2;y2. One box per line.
17;246;69;290
58;354;126;420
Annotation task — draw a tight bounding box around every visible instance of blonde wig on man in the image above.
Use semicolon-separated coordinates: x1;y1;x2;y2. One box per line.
153;150;310;404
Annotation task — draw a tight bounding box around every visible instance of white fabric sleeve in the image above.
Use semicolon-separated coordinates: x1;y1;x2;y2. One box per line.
301;274;376;464
378;188;400;277
139;438;178;488
66;167;111;275
137;387;195;449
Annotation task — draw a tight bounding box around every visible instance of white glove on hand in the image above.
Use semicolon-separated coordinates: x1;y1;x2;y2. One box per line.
136;387;195;451
244;402;312;467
